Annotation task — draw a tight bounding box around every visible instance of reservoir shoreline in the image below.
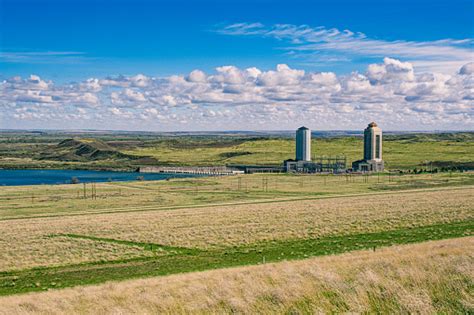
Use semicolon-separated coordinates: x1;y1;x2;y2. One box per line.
0;169;201;186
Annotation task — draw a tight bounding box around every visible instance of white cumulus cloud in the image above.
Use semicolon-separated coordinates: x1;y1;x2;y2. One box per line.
1;58;472;131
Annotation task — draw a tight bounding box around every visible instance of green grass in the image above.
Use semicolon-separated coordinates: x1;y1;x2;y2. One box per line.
1;172;472;220
124;134;474;169
1;220;471;296
1;131;473;170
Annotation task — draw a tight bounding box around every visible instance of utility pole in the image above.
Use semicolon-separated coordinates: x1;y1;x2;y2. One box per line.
92;183;97;200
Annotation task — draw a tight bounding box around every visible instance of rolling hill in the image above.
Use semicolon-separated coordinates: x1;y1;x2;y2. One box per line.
39;138;149;162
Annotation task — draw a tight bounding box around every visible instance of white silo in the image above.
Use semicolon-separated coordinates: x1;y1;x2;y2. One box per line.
296;126;311;161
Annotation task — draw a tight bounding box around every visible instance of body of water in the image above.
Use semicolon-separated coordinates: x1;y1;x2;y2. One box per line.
0;169;198;186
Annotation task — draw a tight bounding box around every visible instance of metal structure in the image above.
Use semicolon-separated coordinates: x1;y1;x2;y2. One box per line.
284;155;347;173
284;126;348;173
228;164;283;174
139;166;244;175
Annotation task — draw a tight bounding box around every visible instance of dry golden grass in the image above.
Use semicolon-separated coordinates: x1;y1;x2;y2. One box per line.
0;172;470;219
73;187;472;249
1;237;472;314
0;187;472;271
0;235;155;272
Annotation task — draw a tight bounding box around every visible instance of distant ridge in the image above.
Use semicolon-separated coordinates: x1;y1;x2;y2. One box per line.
40;138;143;162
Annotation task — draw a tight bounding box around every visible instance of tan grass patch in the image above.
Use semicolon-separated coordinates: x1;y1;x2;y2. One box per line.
0;237;472;314
0;188;472;271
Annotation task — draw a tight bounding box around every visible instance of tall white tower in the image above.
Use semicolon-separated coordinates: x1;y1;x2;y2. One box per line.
363;122;382;161
296;126;311;161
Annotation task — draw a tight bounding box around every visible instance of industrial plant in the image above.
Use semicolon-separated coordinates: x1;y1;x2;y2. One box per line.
352;122;384;172
140;122;385;175
284;122;384;173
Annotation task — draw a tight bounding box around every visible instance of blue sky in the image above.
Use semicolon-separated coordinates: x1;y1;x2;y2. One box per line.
2;0;473;80
0;0;473;131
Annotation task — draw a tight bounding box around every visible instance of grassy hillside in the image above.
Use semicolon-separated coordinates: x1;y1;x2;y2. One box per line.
0;131;473;170
0;176;472;295
0;237;471;314
0;170;472;312
124;132;474;169
0;131;473;312
39;138;137;162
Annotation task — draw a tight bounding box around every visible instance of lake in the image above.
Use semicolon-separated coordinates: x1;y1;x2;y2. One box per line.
0;169;199;186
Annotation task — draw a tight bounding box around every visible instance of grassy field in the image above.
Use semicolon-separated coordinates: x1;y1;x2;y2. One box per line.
0;237;472;314
0;172;472;299
0;131;473;312
123;134;474;169
1;186;472;272
1;172;472;220
1;131;473;170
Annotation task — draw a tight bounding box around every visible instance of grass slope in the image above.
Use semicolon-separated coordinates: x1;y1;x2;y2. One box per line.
0;237;472;314
0;185;471;272
0;220;471;296
39;138;157;163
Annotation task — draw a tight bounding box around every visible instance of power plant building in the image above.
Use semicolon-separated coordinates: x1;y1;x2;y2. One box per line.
284;126;346;173
283;122;383;174
295;126;311;161
352;122;384;172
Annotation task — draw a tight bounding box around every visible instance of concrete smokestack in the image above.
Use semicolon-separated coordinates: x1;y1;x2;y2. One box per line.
296;126;311;161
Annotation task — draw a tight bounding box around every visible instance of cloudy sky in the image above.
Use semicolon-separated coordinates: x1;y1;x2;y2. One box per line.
1;0;473;131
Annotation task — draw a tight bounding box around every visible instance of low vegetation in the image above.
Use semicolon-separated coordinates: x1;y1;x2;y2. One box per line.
0;131;472;312
1;131;473;170
39;138;142;162
0;237;471;314
0;185;471;295
0;172;472;220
